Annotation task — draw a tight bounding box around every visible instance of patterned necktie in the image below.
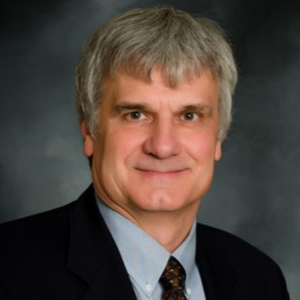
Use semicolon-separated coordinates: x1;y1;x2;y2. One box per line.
160;256;188;300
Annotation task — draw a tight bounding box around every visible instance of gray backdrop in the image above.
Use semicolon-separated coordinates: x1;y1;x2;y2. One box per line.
1;0;299;299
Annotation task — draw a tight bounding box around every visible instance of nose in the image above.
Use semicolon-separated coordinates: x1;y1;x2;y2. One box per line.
143;118;181;159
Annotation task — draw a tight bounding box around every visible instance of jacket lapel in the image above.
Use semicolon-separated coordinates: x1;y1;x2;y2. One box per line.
196;224;239;300
67;186;137;300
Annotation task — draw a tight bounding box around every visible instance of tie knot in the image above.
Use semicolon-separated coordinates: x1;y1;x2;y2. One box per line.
160;256;186;292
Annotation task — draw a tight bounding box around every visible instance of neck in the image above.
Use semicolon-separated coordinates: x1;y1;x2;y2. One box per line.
138;212;197;253
105;201;200;253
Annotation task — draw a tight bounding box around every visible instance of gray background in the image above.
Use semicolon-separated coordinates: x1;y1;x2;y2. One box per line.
1;0;299;299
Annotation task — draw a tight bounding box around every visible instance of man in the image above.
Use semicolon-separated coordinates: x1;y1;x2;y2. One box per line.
0;7;289;300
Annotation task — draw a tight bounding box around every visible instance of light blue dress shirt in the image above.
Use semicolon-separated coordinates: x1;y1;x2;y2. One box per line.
97;199;206;300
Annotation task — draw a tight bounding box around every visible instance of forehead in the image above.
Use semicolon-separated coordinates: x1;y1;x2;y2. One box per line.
102;67;219;107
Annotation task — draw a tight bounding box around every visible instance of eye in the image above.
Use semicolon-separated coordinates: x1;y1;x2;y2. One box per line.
126;111;146;120
182;112;199;121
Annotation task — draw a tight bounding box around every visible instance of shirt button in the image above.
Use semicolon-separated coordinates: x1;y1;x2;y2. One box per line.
145;284;152;292
187;288;192;295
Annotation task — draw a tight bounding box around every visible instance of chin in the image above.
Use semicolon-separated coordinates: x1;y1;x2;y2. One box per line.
130;190;194;212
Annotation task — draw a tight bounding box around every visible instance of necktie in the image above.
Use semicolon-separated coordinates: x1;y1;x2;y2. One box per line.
160;256;188;300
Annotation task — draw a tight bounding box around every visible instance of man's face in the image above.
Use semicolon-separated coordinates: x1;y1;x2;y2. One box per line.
83;67;222;220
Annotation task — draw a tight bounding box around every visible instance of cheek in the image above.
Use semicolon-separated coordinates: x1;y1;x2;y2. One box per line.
103;129;144;167
183;132;218;161
100;131;148;200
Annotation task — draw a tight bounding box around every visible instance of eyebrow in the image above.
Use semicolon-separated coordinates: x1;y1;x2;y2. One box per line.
114;102;148;111
180;104;213;113
180;104;210;110
113;102;213;115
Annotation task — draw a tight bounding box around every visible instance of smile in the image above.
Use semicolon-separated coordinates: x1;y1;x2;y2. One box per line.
135;168;187;175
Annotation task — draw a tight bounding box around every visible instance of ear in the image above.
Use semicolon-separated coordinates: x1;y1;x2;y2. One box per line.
214;139;222;161
81;121;94;157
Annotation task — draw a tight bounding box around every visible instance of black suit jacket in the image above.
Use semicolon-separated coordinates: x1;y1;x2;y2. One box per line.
0;185;289;299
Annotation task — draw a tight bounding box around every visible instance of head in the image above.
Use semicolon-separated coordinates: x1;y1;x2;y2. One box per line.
74;7;238;229
75;7;237;143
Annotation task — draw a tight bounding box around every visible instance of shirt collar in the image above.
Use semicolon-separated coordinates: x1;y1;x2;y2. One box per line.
97;198;197;297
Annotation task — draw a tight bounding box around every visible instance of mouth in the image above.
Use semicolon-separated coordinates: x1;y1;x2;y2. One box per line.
133;159;191;177
135;168;187;176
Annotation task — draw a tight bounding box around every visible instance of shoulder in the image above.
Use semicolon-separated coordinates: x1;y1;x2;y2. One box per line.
0;185;94;235
197;224;288;288
196;222;262;252
197;222;279;268
0;200;76;266
0;185;94;257
0;185;98;298
196;223;289;299
0;199;75;237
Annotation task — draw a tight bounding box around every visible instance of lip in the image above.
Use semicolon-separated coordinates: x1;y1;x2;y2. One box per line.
135;168;187;175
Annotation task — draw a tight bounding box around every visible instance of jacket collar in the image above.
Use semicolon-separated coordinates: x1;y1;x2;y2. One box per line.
67;185;137;300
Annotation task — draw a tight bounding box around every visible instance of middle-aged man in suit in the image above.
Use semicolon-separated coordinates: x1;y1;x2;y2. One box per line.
0;7;290;300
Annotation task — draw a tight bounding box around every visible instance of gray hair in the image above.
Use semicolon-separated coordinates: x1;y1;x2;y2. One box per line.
75;7;237;141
